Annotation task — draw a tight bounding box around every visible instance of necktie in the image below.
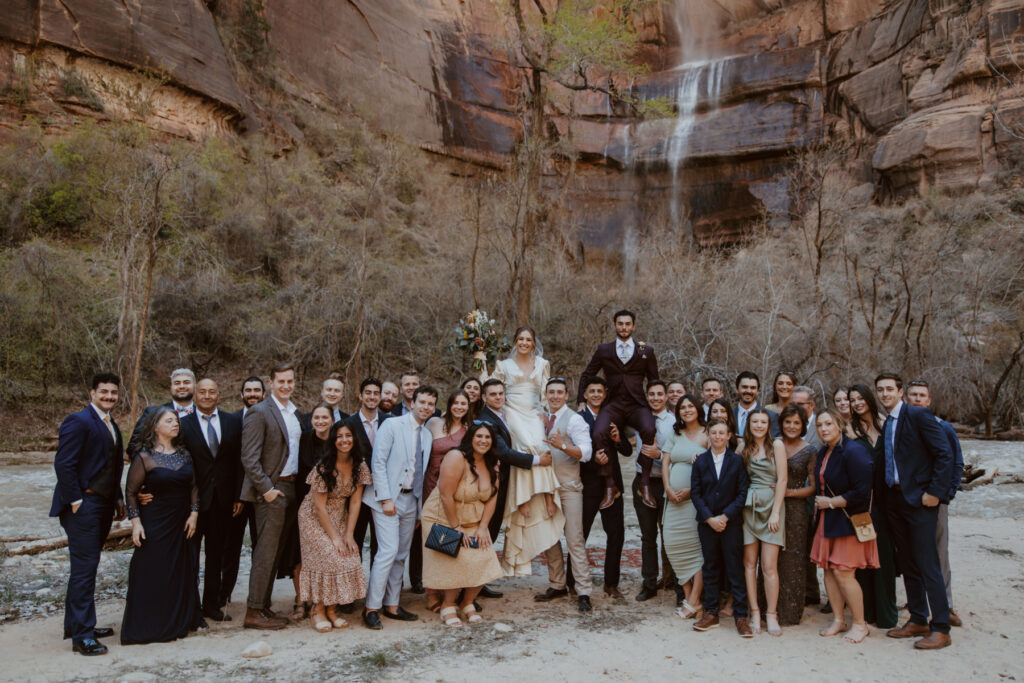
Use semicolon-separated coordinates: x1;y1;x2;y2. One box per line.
884;414;896;487
203;414;219;456
365;418;376;447
413;426;424;495
618;342;629;363
102;415;116;441
178;404;194;417
545;413;556;436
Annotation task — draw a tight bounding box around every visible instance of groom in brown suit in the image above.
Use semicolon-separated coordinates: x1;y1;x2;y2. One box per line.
577;309;660;509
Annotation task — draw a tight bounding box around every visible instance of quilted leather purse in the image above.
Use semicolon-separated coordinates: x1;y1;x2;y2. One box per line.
424;523;463;557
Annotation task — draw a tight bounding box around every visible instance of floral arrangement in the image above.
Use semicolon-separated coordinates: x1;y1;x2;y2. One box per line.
453;309;510;370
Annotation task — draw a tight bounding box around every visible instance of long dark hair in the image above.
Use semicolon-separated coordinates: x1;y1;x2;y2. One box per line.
848;383;884;440
138;406;183;453
443;390;471;436
768;371;798;405
459;377;484;420
315;422;365;493
458;422;500;500
672;393;705;435
708;397;739;450
740;407;774;467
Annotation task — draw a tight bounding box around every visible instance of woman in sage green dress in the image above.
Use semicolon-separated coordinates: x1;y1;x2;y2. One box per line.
661;394;707;620
742;408;787;636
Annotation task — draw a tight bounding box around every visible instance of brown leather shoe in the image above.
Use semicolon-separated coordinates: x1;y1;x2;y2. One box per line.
600;485;621;510
244;608;288;630
913;631;952;650
603;586;624;600
736;617;754;637
638;482;658;509
887;621;930;639
693;612;720;631
948;610;962;628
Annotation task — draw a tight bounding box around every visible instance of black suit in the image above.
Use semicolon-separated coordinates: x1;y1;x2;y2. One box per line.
567;406;632;591
179;409;243;613
885;403;954;634
691;448;749;617
342;410;389;563
476;405;534;541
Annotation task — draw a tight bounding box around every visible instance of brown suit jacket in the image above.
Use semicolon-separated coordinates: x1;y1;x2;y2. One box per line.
239;397;292;502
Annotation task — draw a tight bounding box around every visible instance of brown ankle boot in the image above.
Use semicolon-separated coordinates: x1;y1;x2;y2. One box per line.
600;484;621;510
244;607;288;630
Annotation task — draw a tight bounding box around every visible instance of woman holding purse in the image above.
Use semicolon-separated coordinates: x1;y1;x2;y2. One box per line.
420;421;503;627
811;409;878;644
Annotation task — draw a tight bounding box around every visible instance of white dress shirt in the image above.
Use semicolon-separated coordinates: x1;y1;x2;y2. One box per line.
736;403;756;435
887;400;904;484
711;448;727;478
273;395;303;477
616;337;635;363
198;409;221;451
550;405;593;462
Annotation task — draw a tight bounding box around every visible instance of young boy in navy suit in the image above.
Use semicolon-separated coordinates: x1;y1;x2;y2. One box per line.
690;418;753;637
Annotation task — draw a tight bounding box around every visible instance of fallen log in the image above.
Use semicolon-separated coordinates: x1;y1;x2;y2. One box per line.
7;524;133;557
962;467;999;491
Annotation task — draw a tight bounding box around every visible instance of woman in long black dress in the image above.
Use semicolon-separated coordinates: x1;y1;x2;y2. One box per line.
776;404;817;626
278;404;333;619
122;407;201;644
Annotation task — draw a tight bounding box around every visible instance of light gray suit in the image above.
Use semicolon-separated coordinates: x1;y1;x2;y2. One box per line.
364;412;433;610
240;397;296;611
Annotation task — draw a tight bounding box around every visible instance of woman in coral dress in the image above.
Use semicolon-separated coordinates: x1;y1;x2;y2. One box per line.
483;326;563;576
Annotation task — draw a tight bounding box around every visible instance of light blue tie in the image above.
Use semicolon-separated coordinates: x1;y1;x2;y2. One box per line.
884;414;896;487
413;426;424;496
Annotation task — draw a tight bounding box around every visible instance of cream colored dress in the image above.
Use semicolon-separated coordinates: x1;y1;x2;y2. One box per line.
487;357;564;576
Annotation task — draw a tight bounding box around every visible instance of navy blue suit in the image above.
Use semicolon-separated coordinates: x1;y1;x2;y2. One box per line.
51;405;125;642
691;448;749;617
885;403;954;634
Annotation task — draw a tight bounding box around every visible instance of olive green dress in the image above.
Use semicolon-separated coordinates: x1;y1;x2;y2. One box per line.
661;433;704;584
743;455;785;546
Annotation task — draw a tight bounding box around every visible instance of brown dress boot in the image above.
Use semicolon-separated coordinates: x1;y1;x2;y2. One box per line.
244;607;288;630
600;483;621;510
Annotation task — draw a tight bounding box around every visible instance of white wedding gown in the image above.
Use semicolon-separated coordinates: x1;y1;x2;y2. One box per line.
488;357;564;576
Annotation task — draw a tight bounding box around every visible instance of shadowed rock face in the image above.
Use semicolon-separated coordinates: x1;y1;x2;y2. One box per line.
2;0;1023;246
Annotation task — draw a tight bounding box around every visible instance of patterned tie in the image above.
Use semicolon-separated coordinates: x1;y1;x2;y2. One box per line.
102;415;116;441
618;342;629;364
884;414;896;487
178;404;194;417
203;414;219;456
545;413;556;436
413;426;424;495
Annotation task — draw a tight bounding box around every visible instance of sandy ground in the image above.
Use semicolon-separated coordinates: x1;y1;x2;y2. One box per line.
2;445;1023;681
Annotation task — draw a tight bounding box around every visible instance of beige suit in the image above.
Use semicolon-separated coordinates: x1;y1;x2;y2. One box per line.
542;407;593;596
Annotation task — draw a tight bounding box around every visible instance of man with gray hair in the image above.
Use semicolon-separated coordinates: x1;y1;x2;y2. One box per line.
790;385;821;450
127;368;196;458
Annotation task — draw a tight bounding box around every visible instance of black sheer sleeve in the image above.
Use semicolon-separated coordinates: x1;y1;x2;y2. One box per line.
125;453;150;519
182;448;200;513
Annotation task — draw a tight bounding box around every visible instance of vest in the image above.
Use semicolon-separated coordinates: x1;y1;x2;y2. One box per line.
88;428;121;501
548;408;582;492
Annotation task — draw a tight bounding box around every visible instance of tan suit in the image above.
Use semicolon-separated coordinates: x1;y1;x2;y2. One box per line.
542;407;593;596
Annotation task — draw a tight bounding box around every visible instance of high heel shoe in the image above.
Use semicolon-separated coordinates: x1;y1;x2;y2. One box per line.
310;611;331;633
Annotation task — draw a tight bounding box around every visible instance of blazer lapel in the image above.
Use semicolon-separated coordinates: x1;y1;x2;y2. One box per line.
87;406;110;446
186;413;214;461
268;399;289;442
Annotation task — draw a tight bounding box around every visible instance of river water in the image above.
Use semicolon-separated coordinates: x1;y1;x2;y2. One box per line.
2;440;1022;542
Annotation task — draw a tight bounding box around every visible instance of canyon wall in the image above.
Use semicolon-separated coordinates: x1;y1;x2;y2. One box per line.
2;0;1023;246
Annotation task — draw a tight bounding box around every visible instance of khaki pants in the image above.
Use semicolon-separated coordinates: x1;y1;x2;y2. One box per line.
543;486;592;596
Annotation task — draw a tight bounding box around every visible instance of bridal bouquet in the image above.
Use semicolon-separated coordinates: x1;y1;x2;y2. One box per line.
453;309;510;370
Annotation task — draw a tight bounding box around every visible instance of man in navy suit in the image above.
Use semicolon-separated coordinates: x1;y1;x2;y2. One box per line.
690;418;752;637
51;373;127;655
178;378;243;621
875;373;955;650
577;309;660;509
906;380;965;628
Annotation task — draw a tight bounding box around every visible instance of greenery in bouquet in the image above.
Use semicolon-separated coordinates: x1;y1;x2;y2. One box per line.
453;310;511;370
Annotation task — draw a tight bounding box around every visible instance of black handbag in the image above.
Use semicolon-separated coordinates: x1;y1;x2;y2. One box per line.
424;523;463;557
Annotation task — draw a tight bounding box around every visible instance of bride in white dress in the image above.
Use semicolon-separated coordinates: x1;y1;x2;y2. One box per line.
483;326;565;576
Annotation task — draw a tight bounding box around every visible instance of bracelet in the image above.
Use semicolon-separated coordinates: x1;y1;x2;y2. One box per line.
828;501;834;509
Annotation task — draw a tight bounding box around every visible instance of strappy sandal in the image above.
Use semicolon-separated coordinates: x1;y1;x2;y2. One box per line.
676;600;702;620
440;606;462;628
843;623;870;644
461;603;483;624
325;607;348;629
749;609;762;635
426;594;443;613
766;612;782;637
310;610;332;633
819;619;848;637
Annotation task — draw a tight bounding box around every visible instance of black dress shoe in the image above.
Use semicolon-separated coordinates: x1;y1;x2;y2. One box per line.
363;610;383;630
578;595;593;613
382;606;418;621
64;627;115;640
72;639;108;656
411;582;425;594
202;608;231;622
534;587;569;602
635;587;658;602
195;618;210;630
337;602;356;614
479;584;503;599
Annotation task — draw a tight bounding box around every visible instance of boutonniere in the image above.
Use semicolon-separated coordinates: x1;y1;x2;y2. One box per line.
638;341;647;357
